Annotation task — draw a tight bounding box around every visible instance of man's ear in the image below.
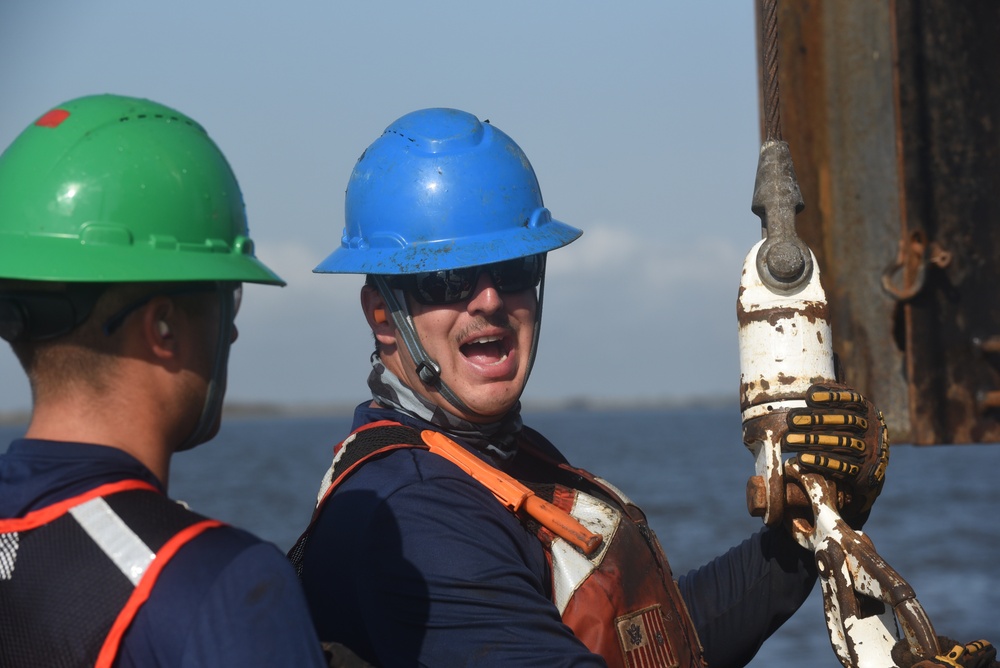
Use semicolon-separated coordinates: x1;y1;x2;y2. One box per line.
361;285;396;346
141;297;177;359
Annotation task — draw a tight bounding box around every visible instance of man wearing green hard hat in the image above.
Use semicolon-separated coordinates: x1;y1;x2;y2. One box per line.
0;95;327;667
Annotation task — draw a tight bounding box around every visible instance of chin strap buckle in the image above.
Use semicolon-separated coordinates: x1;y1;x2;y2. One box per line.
415;360;441;385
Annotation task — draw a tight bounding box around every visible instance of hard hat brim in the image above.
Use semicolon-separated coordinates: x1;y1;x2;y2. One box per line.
313;218;582;275
0;235;285;285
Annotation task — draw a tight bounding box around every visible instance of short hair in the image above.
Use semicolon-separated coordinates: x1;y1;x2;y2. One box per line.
6;281;210;403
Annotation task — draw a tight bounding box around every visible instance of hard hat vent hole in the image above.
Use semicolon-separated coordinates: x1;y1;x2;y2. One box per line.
385;130;416;143
118;114;196;128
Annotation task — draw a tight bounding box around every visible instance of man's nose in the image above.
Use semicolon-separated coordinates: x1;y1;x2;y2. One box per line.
466;271;503;313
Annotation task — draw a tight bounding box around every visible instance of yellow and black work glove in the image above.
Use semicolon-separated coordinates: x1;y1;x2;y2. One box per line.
782;383;890;526
894;637;999;668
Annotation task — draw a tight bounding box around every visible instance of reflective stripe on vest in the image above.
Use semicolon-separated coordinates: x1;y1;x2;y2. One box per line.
0;480;221;668
551;490;621;614
69;495;156;585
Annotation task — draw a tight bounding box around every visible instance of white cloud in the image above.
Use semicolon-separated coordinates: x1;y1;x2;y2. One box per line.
548;222;750;294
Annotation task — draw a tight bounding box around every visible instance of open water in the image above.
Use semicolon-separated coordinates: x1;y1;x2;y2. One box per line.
4;405;999;667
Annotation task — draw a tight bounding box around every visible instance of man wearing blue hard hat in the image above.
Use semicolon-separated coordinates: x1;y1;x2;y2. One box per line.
290;108;891;667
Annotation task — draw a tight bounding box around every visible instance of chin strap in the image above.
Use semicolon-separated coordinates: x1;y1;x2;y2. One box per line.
372;274;478;418
177;282;235;451
372;256;546;421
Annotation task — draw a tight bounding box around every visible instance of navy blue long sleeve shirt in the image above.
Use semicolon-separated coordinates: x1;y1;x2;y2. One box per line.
299;404;817;667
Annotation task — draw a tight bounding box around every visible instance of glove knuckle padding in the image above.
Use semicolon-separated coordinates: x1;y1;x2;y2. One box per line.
784;382;891;519
901;637;998;668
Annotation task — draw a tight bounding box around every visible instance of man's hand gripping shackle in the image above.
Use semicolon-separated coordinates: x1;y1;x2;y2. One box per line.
737;129;936;666
785;385;889;524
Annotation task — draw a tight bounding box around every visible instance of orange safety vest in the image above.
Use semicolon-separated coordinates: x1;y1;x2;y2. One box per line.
0;479;221;668
291;421;708;668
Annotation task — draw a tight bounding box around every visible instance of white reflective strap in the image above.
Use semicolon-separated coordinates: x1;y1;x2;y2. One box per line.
551;492;620;614
0;532;19;580
551;539;596;614
69;497;155;586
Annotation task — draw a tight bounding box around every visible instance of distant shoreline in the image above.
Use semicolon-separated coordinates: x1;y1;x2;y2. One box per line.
220;395;740;419
224;397;739;418
0;395;739;427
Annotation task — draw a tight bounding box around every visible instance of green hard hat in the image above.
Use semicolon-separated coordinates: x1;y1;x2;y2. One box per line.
0;94;284;285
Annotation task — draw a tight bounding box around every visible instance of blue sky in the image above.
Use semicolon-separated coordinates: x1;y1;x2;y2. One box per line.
0;1;763;412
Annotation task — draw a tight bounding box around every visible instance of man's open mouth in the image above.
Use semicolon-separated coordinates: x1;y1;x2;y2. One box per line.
460;334;511;366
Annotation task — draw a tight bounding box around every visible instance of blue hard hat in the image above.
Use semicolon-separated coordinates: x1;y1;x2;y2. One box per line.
314;108;582;275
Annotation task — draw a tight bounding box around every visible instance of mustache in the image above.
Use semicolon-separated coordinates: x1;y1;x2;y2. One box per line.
454;314;514;343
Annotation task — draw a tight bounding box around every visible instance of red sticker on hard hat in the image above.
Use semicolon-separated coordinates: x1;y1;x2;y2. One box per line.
35;109;71;128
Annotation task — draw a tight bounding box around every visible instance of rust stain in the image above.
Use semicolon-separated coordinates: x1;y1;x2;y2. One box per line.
776;372;798;385
736;301;830;328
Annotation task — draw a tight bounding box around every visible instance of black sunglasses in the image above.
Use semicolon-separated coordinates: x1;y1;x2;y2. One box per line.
387;255;544;305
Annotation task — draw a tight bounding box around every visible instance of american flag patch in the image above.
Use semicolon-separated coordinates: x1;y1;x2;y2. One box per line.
615;605;678;667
